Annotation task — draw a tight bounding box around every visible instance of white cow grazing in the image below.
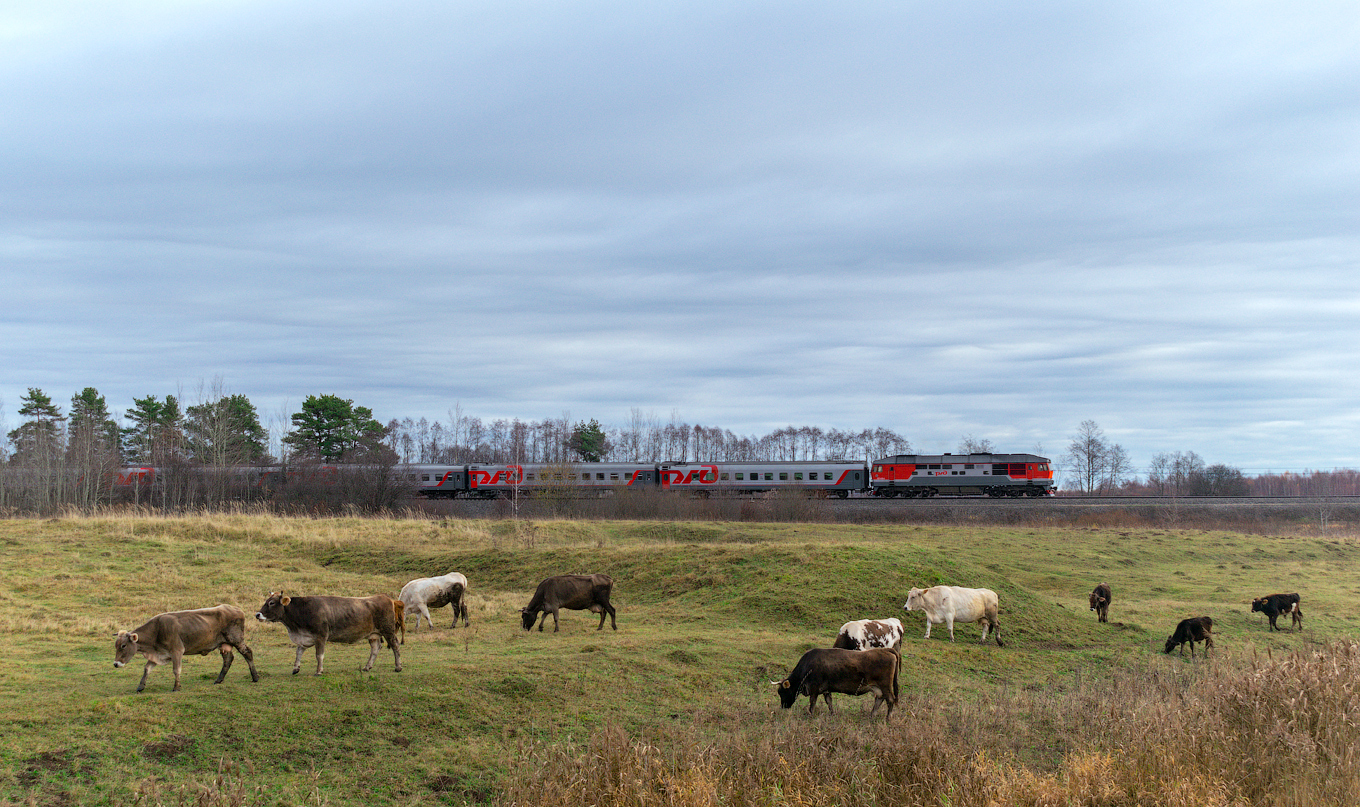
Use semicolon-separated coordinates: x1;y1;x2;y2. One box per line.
903;586;1003;646
832;618;905;651
398;572;469;635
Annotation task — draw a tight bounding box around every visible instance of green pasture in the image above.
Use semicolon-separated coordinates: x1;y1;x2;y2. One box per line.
0;515;1352;805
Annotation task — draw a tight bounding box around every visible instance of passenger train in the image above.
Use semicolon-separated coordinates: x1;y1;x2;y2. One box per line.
110;452;1055;499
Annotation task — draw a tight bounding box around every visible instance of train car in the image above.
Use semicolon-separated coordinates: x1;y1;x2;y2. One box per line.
870;453;1054;497
658;461;869;498
413;463;660;498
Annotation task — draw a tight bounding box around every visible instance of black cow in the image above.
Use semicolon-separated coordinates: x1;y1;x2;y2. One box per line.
774;647;900;720
255;592;402;675
1164;616;1214;658
1251;593;1302;632
1088;583;1112;623
520;574;617;632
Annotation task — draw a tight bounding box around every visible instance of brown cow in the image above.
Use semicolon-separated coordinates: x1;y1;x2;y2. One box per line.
1164;616;1214;658
1089;583;1112;623
774;647;900;720
520;574;617;632
113;604;259;693
255;592;402;675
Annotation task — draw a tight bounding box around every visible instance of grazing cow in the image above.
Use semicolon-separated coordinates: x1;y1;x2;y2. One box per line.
833;618;905;651
1164;616;1214;658
903;585;1003;646
398;572;469;639
520;573;617;632
773;647;900;720
1251;593;1303;632
1089;583;1112;623
112;605;259;693
255;592;402;675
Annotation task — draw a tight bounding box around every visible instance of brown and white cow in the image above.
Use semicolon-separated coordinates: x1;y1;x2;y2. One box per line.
903;585;1003;646
520;573;616;632
832;618;904;651
774;647;900;720
1164;616;1214;658
1251;593;1302;632
1089;583;1112;623
113;604;259;693
255;592;402;675
398;572;469;638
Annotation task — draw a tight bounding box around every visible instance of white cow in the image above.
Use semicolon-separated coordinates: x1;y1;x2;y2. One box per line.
398;572;469;636
832;618;905;651
903;586;1003;646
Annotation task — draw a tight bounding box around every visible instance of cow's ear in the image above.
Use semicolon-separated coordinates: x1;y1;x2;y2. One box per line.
280;596;291;606
779;679;791;690
129;632;138;643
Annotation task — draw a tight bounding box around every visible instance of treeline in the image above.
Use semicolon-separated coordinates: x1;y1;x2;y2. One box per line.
384;406;912;465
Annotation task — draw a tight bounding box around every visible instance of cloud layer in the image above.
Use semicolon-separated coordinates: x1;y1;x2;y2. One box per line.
3;1;1358;473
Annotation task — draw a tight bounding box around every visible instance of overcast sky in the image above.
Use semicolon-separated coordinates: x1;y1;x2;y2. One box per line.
2;1;1357;475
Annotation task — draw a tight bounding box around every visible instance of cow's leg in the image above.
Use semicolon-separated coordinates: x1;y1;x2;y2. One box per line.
946;615;956;642
605;602;617;630
313;639;328;675
236;641;260;682
978;619;990;644
536;610;550;632
215;643;235;684
460;602;470;627
137;660;156;693
992;619;1004;647
292;644;306;675
385;630;402;672
822;693;834;715
923;620;932;640
551;609;561;633
362;635;380;672
418;603;435;631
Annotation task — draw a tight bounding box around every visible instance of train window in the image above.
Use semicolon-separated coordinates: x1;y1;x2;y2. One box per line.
526;473;535;480
825;473;832;480
964;464;974;469
780;473;788;481
736;472;744;480
765;473;774;481
720;473;729;480
928;464;940;469
794;472;803;480
610;474;619;481
422;475;430;482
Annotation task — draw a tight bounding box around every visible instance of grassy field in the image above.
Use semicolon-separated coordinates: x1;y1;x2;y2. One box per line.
1;513;1356;806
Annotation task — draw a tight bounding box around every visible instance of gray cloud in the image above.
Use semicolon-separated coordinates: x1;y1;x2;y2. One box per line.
3;0;1359;474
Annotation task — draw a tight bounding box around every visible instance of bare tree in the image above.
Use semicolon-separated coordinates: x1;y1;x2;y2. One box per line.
1063;420;1110;495
958;434;994;454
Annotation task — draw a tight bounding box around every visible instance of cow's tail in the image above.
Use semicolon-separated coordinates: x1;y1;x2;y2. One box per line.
393;598;406;645
889;645;901;707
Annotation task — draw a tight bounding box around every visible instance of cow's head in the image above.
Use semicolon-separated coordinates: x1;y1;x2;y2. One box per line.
519;608;536;631
903;588;926;612
256;592;290;623
774;678;798;709
112;631;139;668
1250;598;1266;613
1089;591;1107;611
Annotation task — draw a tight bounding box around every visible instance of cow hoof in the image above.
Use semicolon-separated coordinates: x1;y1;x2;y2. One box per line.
292;669;300;675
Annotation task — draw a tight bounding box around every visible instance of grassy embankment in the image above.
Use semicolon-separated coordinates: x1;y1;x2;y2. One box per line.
1;513;1356;805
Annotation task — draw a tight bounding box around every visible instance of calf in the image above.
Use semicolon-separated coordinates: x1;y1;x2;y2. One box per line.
1251;593;1302;632
1089;583;1112;623
832;618;904;651
903;585;1003;646
521;573;617;632
773;647;900;720
113;605;259;693
398;572;469;639
255;592;402;675
1164;616;1214;658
